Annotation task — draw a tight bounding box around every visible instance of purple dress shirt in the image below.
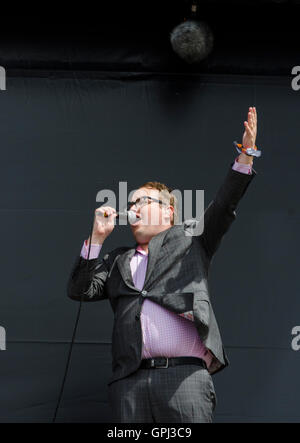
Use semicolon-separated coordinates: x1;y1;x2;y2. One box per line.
80;157;252;369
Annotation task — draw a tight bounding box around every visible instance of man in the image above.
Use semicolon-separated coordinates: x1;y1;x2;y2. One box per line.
67;107;258;422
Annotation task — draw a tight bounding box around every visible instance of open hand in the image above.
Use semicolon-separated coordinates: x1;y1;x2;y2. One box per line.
242;107;257;149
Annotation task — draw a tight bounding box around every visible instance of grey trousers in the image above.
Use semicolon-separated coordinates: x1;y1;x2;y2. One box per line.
108;364;217;423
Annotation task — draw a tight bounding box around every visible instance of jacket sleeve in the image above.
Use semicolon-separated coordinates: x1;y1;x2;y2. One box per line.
67;252;111;302
199;162;257;262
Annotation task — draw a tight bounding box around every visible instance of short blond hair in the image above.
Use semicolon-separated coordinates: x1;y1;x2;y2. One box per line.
139;181;178;226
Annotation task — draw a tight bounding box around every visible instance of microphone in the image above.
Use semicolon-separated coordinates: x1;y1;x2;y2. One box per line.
96;209;139;225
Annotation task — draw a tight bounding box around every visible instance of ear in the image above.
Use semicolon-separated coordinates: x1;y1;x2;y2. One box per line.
164;205;174;223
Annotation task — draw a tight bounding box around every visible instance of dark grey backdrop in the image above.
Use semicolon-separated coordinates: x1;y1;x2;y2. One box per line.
0;70;299;422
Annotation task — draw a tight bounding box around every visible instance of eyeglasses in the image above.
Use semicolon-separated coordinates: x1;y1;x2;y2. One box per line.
126;196;165;212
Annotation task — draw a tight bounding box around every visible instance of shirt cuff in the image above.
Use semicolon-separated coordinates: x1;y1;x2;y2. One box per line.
232;156;252;175
80;240;102;260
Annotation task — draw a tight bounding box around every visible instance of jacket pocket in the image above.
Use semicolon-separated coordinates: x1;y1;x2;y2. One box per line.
193;291;210;338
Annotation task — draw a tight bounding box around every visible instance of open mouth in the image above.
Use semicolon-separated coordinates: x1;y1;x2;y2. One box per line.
130;213;142;226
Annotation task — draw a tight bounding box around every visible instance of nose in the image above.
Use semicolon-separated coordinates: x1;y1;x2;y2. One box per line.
135;206;141;217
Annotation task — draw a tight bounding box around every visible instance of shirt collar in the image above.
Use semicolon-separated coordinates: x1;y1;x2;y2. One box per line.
136;245;148;256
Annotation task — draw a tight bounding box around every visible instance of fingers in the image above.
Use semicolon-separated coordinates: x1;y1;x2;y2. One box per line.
246;107;257;139
244;121;256;143
247;107;255;129
95;206;117;220
244;121;253;136
243;107;257;149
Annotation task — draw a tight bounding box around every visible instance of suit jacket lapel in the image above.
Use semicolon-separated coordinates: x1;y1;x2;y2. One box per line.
143;227;171;289
116;247;139;291
116;226;173;292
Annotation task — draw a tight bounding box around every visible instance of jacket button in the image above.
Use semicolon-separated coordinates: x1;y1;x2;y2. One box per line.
141;290;147;297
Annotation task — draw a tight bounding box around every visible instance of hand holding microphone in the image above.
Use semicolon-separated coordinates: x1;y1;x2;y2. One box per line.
99;209;139;224
86;206;140;246
86;206;118;246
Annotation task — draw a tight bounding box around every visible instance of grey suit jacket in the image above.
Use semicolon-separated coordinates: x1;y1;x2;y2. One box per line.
67;162;256;385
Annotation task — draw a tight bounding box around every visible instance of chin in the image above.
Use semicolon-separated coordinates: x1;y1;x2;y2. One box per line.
132;226;149;242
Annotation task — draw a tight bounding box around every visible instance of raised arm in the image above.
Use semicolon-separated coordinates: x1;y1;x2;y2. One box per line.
199;107;258;262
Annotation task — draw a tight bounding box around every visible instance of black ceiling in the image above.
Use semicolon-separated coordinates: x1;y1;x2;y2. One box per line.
0;0;299;76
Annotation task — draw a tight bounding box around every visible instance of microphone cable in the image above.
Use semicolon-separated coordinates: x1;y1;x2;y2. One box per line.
52;214;95;423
